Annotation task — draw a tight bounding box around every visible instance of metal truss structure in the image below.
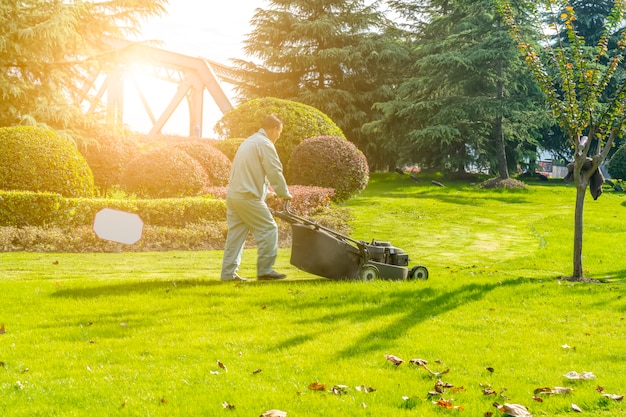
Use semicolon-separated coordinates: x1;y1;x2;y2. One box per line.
75;37;235;137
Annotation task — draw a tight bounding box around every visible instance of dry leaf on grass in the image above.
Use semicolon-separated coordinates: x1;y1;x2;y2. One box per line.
385;354;404;366
330;385;349;395
601;393;624;401
356;385;376;393
571;403;582;412
409;358;449;376
563;371;595;380
434;398;464;410
308;382;326;391
222;401;235;409
260;410;287;417
534;387;573;395
494;402;533;417
0;323;5;334
217;360;227;372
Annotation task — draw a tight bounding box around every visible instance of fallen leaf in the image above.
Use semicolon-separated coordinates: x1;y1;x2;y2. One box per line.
260;410;287;417
494;402;533;417
308;382;326;391
160;397;167;404
561;344;575;350
0;361;5;368
0;323;5;334
534;386;573;395
210;370;220;375
355;385;375;393
434;398;464;410
532;396;543;402
571;403;582;412
409;358;449;376
564;371;595;380
601;393;624;401
222;401;235;409
595;385;605;393
217;360;227;372
252;368;262;375
330;385;348;395
385;354;404;366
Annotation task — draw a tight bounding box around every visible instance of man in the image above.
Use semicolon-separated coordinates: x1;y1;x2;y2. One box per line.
220;115;292;281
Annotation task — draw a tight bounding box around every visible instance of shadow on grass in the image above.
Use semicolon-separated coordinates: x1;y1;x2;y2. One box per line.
50;277;330;298
264;278;530;358
350;190;531;207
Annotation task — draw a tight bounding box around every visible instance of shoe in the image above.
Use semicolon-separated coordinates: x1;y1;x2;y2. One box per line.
221;274;248;282
257;271;287;281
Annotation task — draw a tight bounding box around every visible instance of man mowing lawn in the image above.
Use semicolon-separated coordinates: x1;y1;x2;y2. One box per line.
220;114;292;282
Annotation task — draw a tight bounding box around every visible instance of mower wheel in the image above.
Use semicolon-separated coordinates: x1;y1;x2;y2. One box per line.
408;265;429;280
359;264;379;281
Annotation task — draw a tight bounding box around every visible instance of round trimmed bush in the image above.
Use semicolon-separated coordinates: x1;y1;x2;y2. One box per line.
78;131;139;195
209;137;246;161
0;126;95;197
214;97;345;166
120;148;208;198
608;145;626;179
172;140;231;186
287;136;369;202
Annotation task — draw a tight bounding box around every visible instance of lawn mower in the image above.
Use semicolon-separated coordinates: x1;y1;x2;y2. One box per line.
272;202;428;281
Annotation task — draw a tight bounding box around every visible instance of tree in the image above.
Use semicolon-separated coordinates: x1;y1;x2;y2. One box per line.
374;0;546;177
0;0;166;130
231;0;412;170
498;0;626;280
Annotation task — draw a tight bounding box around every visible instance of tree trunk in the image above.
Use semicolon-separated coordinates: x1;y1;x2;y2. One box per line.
494;56;509;180
571;155;589;280
572;181;586;279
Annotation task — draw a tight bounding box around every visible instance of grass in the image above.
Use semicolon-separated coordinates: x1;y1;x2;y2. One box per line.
1;173;625;416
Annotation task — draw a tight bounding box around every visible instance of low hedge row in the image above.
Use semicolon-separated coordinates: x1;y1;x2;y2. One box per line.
0;191;226;228
0;185;336;228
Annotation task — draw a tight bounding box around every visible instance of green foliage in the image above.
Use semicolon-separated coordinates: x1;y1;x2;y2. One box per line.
608;145;626;179
78;131;140;195
287;136;369;202
0;191;64;227
120;148;208;198
232;0;412;168
207;137;246;161
214;97;345;166
0;0;166;129
171;140;231;186
0;126;95;197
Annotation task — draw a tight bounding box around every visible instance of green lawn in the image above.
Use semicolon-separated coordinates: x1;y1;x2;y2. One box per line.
1;174;625;416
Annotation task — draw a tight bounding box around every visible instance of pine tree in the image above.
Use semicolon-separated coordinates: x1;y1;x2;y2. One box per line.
231;0;412;169
377;0;546;176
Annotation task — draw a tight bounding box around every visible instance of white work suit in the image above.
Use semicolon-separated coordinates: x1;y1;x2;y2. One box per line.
220;128;292;279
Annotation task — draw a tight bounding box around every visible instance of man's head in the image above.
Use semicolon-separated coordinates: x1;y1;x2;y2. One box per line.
262;115;283;143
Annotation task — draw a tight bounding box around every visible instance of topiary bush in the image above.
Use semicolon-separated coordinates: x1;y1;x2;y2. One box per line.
0;126;95;197
208;137;246;161
287;136;369;202
171;140;231;186
78;131;140;195
214;97;345;167
608;145;626;179
120;148;208;198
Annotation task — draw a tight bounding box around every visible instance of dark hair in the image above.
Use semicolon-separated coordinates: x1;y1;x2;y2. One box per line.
261;114;283;131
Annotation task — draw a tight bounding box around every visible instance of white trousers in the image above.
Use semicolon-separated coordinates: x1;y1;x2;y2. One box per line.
220;198;278;279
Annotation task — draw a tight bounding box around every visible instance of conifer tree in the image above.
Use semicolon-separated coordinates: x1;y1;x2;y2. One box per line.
232;0;412;169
